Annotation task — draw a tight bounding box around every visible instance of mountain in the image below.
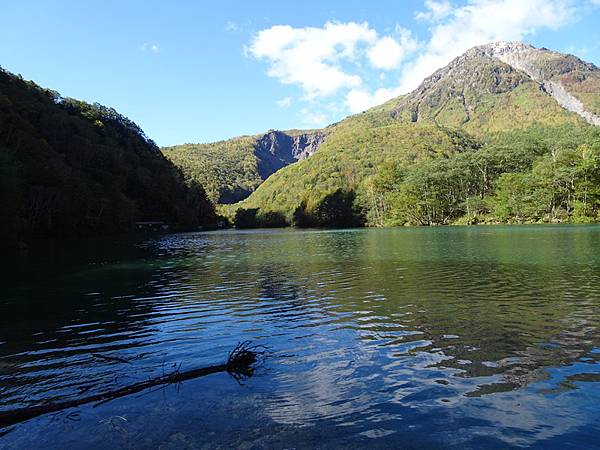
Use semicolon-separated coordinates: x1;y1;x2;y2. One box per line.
229;42;600;227
391;42;600;131
0;67;216;244
162;129;327;203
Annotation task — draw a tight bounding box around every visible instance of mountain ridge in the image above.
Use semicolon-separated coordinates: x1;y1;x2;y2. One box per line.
226;41;600;227
390;41;600;130
468;41;600;125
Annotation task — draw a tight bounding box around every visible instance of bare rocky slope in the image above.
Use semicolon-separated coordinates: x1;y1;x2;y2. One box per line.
391;41;600;130
254;130;326;178
483;42;600;125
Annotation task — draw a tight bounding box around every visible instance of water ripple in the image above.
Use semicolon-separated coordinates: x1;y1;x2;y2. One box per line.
1;226;600;448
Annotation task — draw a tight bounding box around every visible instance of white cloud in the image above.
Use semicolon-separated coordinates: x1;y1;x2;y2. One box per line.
398;0;577;92
368;37;403;69
415;0;453;22
367;28;418;70
141;43;159;53
248;21;418;99
345;89;373;113
249;21;376;98
276;97;292;108
345;86;404;113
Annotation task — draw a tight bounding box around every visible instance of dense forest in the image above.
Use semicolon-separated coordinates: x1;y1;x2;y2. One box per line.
228;125;600;228
162;129;326;204
0;67;215;245
163;136;261;204
359;126;600;226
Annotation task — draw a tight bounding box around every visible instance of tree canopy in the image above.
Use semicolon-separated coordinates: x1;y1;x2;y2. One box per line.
0;67;216;243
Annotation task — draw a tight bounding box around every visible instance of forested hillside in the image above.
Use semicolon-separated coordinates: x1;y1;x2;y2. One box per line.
229;42;600;228
163;129;326;204
163;136;259;204
230;116;479;220
0;67;215;244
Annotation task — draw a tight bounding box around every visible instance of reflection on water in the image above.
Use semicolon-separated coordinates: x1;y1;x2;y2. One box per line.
1;226;600;449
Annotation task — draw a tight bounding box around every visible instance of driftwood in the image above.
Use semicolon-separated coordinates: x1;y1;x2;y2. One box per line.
0;341;263;430
91;353;132;364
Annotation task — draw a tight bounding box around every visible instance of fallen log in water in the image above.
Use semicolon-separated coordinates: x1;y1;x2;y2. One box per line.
0;341;263;430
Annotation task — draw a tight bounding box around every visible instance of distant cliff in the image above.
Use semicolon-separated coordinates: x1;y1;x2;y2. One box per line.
163;129;327;204
255;130;326;178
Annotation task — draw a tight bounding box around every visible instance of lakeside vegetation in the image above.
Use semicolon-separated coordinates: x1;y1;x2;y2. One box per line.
227;124;600;228
361;126;600;226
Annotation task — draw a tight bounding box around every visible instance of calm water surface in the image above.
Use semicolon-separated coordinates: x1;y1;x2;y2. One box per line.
1;226;600;449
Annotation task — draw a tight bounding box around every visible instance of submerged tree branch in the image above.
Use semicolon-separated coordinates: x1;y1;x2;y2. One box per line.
0;341;263;430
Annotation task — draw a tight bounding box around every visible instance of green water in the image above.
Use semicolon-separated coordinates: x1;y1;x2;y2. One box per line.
1;225;600;449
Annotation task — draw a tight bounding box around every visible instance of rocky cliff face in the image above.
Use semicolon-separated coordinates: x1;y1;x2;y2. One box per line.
254;130;327;179
392;41;600;128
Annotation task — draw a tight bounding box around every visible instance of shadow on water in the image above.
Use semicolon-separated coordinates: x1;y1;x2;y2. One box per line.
1;226;600;448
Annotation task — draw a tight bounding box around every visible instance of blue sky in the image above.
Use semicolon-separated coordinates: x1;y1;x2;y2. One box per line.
1;0;600;146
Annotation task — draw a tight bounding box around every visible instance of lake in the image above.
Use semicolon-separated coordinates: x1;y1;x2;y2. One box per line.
1;225;600;449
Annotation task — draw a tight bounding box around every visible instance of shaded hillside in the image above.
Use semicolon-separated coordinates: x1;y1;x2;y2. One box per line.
0;67;215;243
162;129;327;204
231;42;600;227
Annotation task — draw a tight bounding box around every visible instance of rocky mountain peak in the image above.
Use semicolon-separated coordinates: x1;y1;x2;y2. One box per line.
392;41;600;127
254;130;327;179
468;41;535;57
